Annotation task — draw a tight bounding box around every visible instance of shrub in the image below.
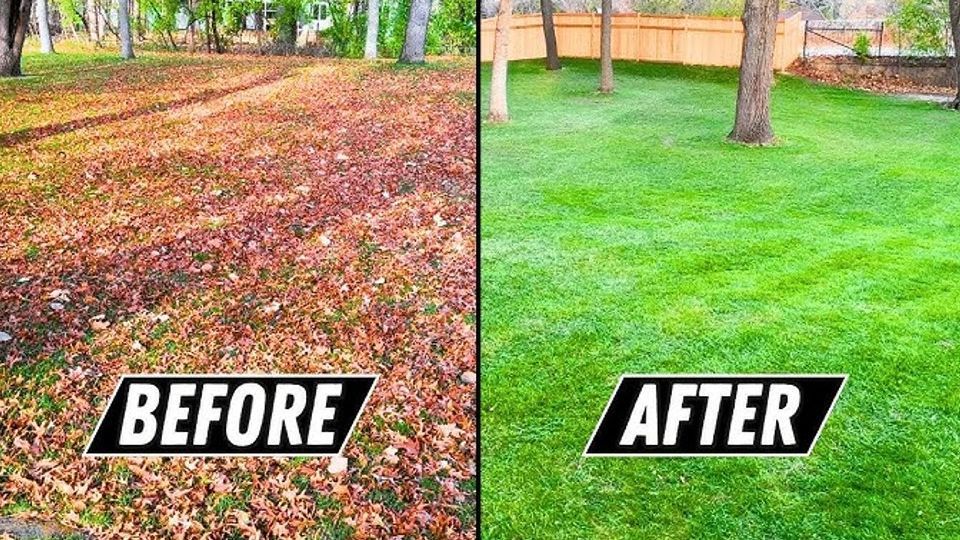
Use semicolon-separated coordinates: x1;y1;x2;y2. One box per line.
852;32;871;58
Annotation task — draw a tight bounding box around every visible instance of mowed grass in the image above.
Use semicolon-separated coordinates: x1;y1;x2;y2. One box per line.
480;59;960;539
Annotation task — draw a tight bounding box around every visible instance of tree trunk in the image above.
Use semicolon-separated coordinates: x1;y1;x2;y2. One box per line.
487;0;510;123
598;0;613;93
399;0;430;63
118;0;134;59
0;0;34;76
729;0;778;144
364;0;380;59
36;0;55;53
949;0;959;108
541;0;559;70
211;0;223;53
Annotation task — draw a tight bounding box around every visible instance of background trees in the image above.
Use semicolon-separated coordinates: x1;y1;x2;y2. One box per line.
13;0;474;65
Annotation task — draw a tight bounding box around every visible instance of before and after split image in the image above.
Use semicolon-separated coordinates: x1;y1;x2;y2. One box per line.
1;0;959;536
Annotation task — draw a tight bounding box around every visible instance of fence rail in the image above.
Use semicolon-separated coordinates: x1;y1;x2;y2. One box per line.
479;12;806;70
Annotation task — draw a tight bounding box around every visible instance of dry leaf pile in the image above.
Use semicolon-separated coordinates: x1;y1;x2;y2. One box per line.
0;54;476;538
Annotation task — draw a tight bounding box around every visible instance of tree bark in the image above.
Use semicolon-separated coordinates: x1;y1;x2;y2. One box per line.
364;0;380;59
949;0;959;108
118;0;134;59
86;0;101;44
729;0;779;144
598;0;613;93
487;0;511;123
541;0;559;70
399;0;430;63
36;0;55;53
0;0;34;76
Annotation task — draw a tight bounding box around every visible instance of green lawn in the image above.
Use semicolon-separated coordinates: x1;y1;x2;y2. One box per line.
480;59;960;539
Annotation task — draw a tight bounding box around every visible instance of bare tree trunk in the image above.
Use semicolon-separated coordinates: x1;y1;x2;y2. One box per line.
118;0;134;58
598;0;613;93
488;0;511;123
729;0;778;144
211;0;223;53
364;0;380;59
950;0;959;108
399;0;430;63
36;0;55;53
86;0;101;43
541;0;559;70
1;0;34;76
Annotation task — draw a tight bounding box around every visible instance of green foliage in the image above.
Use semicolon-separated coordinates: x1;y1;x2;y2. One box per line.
273;0;307;44
224;0;261;35
55;0;85;28
852;32;871;58
141;0;181;38
889;0;949;55
427;0;476;54
379;0;411;57
324;0;366;56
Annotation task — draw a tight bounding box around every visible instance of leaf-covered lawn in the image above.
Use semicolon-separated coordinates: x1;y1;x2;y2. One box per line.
481;59;960;539
0;47;476;538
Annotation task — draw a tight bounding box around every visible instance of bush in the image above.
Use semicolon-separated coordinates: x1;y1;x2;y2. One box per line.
852;32;871;58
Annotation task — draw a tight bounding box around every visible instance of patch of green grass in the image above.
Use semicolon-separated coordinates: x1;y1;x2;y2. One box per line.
79;509;113;527
367;488;405;511
311;517;355;540
481;59;960;539
314;494;342;511
212;494;247;516
419;476;442;501
392;420;415;437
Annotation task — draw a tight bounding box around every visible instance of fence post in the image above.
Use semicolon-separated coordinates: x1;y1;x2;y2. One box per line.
802;19;808;58
878;21;883;57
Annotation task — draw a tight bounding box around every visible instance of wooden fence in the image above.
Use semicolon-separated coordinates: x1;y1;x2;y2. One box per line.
480;13;806;70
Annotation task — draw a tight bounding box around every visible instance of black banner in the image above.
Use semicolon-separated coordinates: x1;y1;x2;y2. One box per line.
584;375;846;456
85;374;377;456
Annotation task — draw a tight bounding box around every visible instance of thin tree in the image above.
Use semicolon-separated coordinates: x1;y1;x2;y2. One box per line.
365;0;380;59
36;0;55;53
598;0;613;93
0;0;34;76
541;0;559;70
950;0;959;108
118;0;135;59
728;0;779;144
399;0;431;63
488;0;511;123
86;0;102;44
